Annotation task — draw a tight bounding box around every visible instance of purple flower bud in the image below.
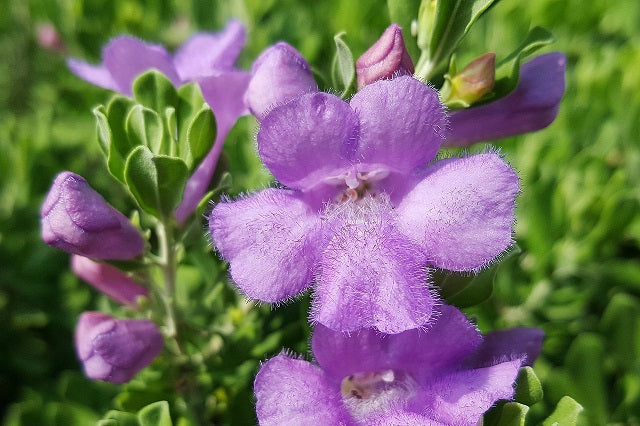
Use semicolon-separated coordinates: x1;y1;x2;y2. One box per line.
75;312;163;383
41;172;144;259
36;23;66;53
355;23;414;89
445;52;566;147
71;255;148;306
244;42;318;121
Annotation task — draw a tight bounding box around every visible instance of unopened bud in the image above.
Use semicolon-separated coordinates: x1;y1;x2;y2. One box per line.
71;255;148;306
36;23;66;53
75;312;163;383
41;172;145;259
444;53;496;107
244;42;318;121
356;24;414;88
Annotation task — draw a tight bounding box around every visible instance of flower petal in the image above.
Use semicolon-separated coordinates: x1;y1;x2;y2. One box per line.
445;52;566;146
67;59;119;91
464;327;544;368
209;189;320;302
175;71;250;224
312;304;481;382
397;153;518;271
369;411;445;426
350;76;446;175
245;42;318;121
410;359;522;426
258;92;358;190
173;19;246;80
103;36;181;95
255;354;353;426
311;197;436;334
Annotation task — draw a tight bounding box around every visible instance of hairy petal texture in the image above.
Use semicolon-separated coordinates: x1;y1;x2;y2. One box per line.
71;255;148;306
245;42;318;121
369;411;446;426
255;354;352;426
41;172;144;259
209;189;320;302
312;198;435;333
465;327;544;368
173;19;245;80
445;52;566;146
397;153;518;271
259;92;359;190
312;305;481;384
409;359;522;426
102;36;181;95
350;76;446;175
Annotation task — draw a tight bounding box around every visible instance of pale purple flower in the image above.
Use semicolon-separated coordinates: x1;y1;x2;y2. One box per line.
255;304;543;426
209;76;519;333
67;20;251;224
445;52;567;146
41;172;144;259
75;312;163;383
244;42;318;121
71;255;148;306
355;23;414;89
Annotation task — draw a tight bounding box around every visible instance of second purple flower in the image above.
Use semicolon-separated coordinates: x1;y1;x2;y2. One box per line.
209;76;519;334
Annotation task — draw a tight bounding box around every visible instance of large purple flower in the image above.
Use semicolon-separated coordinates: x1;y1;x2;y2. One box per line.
68;20;250;224
209;76;519;333
255;304;543;426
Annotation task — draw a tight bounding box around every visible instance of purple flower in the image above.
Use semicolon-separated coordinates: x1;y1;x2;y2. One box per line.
255;304;543;426
209;76;519;333
67;20;251;224
355;23;414;89
71;255;149;306
75;312;163;383
244;42;318;121
444;52;567;146
41;172;144;259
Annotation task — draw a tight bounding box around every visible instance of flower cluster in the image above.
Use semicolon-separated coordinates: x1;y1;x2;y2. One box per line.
40;12;566;424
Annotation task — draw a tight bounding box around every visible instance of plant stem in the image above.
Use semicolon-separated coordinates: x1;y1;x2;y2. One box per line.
156;219;182;356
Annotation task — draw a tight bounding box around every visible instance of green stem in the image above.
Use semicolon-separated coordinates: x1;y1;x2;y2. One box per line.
156;219;183;356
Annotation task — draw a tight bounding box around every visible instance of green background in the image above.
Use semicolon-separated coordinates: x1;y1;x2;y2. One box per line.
1;0;639;424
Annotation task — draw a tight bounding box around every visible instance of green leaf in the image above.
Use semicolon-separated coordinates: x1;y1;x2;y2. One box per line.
494;402;528;426
132;70;179;113
164;107;178;157
93;105;110;155
493;27;555;98
176;83;206;149
125;105;164;154
439;265;495;308
417;0;497;79
514;367;543;406
137;401;172;426
186;105;216;169
195;172;232;218
124;146;189;218
387;0;421;61
542;396;583;426
105;96;137;182
100;410;139;426
600;293;640;371
331;32;356;98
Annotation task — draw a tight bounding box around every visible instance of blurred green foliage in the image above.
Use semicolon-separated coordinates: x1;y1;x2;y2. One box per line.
1;0;639;425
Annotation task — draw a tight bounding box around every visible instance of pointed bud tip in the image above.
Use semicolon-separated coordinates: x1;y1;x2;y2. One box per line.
356;23;414;89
